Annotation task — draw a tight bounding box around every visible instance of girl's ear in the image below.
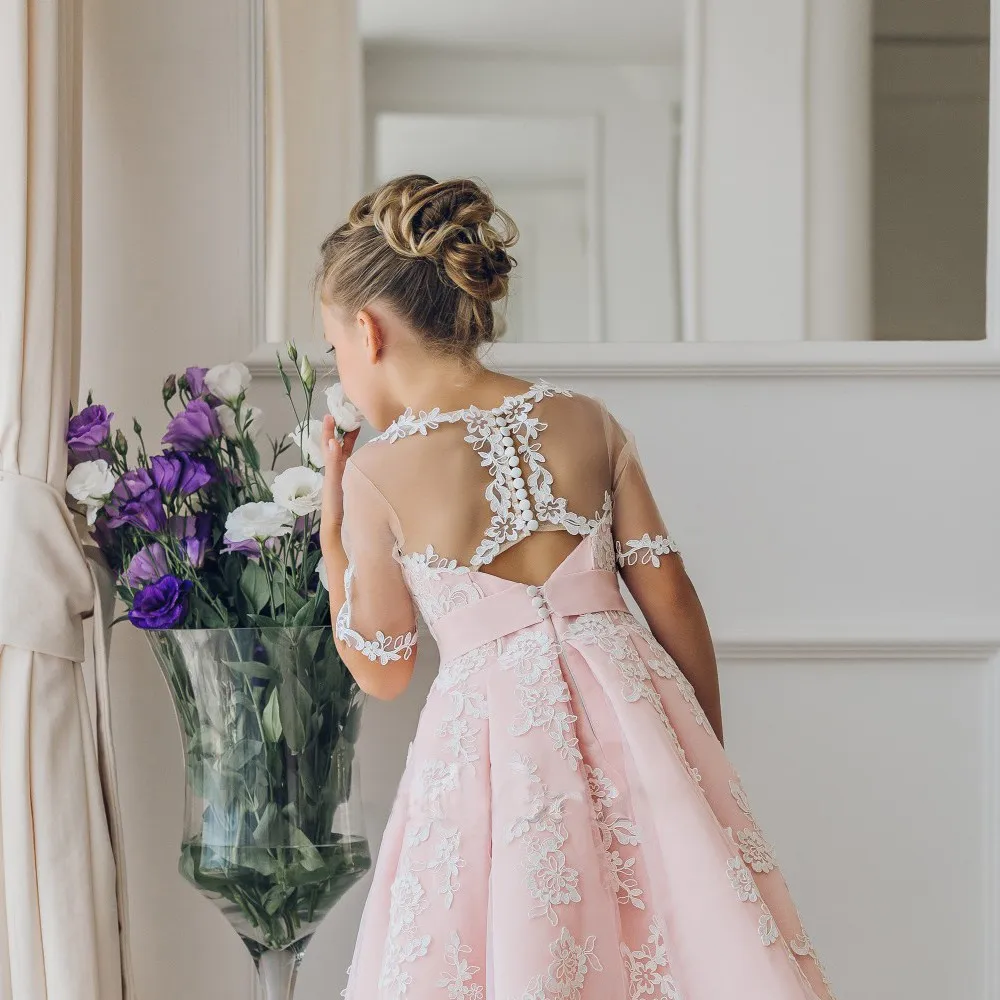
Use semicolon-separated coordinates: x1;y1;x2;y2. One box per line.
357;308;384;364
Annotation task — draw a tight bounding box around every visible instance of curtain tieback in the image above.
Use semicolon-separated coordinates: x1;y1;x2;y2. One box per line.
0;470;92;661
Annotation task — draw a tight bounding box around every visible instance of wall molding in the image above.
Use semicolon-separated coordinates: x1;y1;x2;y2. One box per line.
246;337;1000;379
248;0;266;356
715;635;1000;662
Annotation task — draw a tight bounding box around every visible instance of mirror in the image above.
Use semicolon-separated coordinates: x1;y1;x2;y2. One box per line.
256;0;686;354
253;0;993;357
873;0;990;341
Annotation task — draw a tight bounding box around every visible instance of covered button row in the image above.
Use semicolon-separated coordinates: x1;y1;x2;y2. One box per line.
525;585;551;619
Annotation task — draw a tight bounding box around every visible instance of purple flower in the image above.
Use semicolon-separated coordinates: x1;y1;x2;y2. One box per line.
183;367;209;398
128;575;192;630
67;405;114;453
125;542;170;588
169;513;212;568
151;452;215;495
223;536;261;558
105;468;166;532
162;400;221;451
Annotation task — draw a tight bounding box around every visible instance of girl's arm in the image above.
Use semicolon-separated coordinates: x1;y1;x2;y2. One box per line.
320;415;418;700
609;415;724;744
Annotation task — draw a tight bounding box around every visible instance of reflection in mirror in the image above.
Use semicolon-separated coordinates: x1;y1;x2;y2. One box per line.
259;1;686;350
873;0;990;340
363;2;686;345
256;0;995;354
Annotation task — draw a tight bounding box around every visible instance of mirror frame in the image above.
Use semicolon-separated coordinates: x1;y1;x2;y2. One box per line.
245;0;1000;378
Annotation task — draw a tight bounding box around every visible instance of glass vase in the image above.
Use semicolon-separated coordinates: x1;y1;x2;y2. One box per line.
146;627;370;1000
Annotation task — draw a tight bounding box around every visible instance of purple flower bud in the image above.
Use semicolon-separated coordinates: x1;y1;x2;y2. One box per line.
169;513;212;569
183;367;209;398
162;400;222;451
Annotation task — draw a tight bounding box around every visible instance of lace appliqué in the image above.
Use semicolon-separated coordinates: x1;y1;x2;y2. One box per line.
729;778;778;873
376;407;464;445
584;766;644;909
416;827;464;908
621;917;681;1000
759;904;780;946
434;648;488;772
336;562;417;665
462;382;573;568
615;532;681;569
506;752;583;925
563;613;698;781
407;759;460;847
437;931;484;999
587;495;616;571
727;855;760;903
791;930;840;999
397;545;485;626
498;629;583;769
511;928;604;1000
631;622;715;737
379;862;431;997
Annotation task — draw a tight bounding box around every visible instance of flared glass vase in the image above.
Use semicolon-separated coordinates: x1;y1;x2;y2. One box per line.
146;627;370;1000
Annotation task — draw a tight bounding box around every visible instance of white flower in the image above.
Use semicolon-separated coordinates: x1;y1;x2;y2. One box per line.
325;382;363;433
287;418;325;468
271;465;324;516
316;555;329;590
204;361;252;402
216;402;263;441
66;459;116;525
224;501;294;543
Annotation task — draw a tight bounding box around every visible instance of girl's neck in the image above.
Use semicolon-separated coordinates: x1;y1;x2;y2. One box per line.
386;355;529;418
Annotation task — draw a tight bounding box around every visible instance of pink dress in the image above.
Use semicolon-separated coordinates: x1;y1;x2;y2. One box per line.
336;381;836;1000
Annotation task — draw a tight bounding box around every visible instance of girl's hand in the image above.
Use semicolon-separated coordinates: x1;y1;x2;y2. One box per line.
321;415;359;541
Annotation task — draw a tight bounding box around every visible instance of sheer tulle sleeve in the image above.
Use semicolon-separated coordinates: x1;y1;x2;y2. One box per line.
606;412;683;574
335;460;418;665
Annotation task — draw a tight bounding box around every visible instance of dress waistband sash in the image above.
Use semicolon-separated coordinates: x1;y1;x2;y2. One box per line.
432;569;628;663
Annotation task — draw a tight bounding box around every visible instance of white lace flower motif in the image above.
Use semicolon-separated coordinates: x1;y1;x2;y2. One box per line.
759;904;780;946
727;856;760;903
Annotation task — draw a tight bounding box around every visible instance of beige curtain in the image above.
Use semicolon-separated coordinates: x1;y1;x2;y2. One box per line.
0;2;132;997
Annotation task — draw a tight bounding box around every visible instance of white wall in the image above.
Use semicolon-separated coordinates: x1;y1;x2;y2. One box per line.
82;3;1000;1000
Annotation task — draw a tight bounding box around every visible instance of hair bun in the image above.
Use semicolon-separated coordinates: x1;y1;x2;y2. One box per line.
366;175;518;303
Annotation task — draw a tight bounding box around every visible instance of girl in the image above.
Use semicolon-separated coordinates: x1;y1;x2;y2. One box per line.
318;175;835;1000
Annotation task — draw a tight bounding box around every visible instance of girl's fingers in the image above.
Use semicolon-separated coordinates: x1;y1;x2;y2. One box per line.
320;418;360;535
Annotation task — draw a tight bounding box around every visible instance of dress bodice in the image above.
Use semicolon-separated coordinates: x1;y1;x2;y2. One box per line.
334;379;681;666
396;513;618;641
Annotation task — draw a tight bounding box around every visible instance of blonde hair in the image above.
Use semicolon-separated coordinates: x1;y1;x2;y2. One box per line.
317;174;518;356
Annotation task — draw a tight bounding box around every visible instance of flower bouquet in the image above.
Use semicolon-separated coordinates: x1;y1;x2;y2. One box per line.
68;348;369;999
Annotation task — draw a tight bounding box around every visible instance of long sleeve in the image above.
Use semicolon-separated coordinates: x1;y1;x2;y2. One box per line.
335;460;418;665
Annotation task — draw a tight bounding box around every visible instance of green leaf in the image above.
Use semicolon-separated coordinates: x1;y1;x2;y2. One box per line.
252;802;281;846
289;826;325;871
278;673;312;754
190;594;227;628
225;659;280;684
292;594;317;627
240;561;271;614
262;687;283;743
263;884;294;915
221;738;263;772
